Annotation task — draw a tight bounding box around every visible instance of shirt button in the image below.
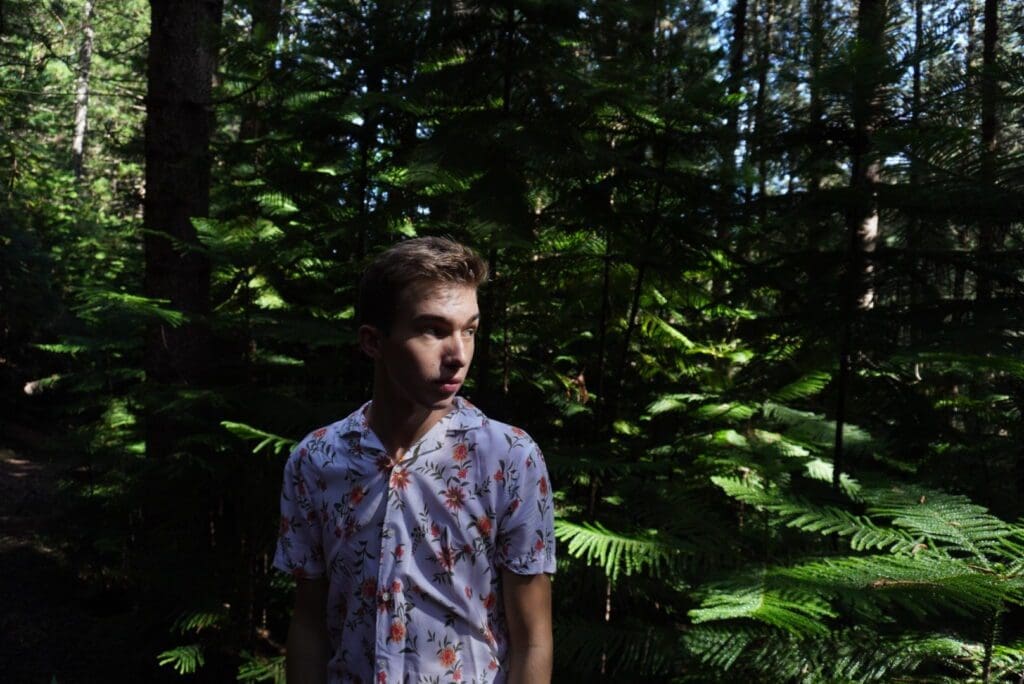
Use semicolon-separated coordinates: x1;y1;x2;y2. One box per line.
381;591;391;601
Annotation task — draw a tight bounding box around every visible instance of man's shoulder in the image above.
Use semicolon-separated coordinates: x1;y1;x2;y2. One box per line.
457;398;539;456
287;403;369;468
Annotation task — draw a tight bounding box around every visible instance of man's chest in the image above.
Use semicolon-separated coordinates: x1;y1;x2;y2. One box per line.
318;437;509;577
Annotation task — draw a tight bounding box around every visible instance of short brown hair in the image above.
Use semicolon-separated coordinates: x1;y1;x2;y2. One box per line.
358;237;488;334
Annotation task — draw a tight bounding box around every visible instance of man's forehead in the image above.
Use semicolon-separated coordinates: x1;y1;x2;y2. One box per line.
400;282;478;315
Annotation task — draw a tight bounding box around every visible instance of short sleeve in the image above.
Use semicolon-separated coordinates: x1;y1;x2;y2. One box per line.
272;436;326;579
496;438;556;575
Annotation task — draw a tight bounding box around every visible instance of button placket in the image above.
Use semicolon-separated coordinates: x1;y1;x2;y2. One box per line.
375;457;400;679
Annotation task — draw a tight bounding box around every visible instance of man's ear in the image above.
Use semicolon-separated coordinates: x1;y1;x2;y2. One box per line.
358;324;383;360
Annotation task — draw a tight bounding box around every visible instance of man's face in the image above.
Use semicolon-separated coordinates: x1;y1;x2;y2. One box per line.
373;282;479;412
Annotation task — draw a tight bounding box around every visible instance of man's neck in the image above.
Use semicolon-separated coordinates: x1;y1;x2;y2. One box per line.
365;388;453;458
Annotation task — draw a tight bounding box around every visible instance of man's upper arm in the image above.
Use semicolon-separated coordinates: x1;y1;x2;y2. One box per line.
286;577;330;684
502;570;552;645
292;576;329;626
502;570;553;683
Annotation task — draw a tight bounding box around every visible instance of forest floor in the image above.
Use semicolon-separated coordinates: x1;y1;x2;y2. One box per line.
0;445;154;684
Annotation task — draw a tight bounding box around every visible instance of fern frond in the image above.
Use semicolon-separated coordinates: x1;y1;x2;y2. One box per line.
776;555;1024;616
770;370;833;402
157;644;205;675
711;476;914;551
553;519;679;582
867;487;1015;564
237;652;286;683
763;402;876;456
172;608;227;634
221;421;296;456
689;572;836;636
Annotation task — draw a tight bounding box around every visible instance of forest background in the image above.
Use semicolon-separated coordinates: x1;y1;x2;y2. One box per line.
1;0;1023;681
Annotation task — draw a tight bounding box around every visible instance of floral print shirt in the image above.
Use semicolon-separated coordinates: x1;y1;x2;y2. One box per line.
273;397;556;684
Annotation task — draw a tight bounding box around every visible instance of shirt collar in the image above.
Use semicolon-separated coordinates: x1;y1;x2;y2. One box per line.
340;396;485;453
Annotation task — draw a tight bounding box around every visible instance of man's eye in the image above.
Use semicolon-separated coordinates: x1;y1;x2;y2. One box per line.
463;328;477;337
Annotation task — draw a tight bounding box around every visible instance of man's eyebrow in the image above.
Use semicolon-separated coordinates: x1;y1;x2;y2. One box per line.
412;313;481;325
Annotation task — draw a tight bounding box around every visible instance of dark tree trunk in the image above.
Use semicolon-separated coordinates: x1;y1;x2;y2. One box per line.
976;0;999;302
908;0;925;337
71;0;95;180
238;0;282;144
807;0;828;192
752;0;773;222
723;0;748;192
834;0;884;491
143;0;223;459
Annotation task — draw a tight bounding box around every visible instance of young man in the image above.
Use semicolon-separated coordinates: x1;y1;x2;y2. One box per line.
274;237;556;684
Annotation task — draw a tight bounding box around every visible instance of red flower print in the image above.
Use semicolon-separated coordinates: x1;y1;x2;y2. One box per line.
535;539;546;551
313;427;327;438
297;480;307;496
453;443;469;462
361;579;376;598
439;646;457;668
465;586;473;599
476;516;492;535
509;499;520;513
389;620;405;642
453;668;462;681
377;671;387;683
390;468;410;490
437;545;455;571
457;468;468;479
484;624;496;646
431;522;441;538
306;510;317;524
391;580;402;594
482;592;496;610
444;485;466;511
488;659;498;670
462;543;473;555
299;447;307;458
376;454;393;472
349;486;365;505
512;426;525;437
394;544;404;559
539;477;548;496
493;468;504;482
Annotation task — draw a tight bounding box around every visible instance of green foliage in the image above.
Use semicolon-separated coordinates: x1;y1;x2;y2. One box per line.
554;520;679;583
157;645;205;675
4;0;1024;680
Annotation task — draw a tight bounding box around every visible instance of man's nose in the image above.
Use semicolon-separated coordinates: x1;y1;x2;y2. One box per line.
444;334;468;367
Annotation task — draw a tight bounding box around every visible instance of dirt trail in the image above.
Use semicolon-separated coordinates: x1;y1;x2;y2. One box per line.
0;447;119;683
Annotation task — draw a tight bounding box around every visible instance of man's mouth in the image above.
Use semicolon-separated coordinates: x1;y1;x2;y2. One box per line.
437;379;462;393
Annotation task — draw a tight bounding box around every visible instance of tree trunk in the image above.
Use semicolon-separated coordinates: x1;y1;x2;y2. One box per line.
833;0;885;491
976;0;999;302
238;0;282;144
752;0;773;223
807;0;827;192
723;0;748;194
143;0;223;460
71;0;95;181
908;0;925;337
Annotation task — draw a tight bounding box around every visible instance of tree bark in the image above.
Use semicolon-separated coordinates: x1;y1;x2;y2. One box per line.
976;0;999;302
807;0;828;192
71;0;95;181
723;0;748;194
143;0;223;459
834;0;885;491
238;0;282;144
